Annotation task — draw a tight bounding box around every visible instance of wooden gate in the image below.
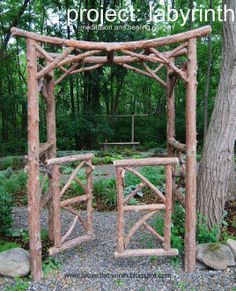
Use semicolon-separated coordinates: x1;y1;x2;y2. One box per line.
42;153;95;255
114;157;179;258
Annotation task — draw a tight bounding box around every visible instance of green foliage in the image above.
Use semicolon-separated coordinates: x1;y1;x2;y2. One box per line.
0;0;223;153
125;166;165;187
114;279;124;287
61;166;74;174
0;187;14;235
3;278;30;291
42;257;61;278
178;281;188;291
10;229;29;242
93;151;123;165
93;179;117;207
41;229;49;240
10;228;49;242
0;156;24;171
127;197;138;205
0;168;14;182
197;215;219;244
0;241;21;253
70;179;85;195
39;174;49;194
170;204;185;252
220;231;236;242
152;203;221;254
0;170;27;194
124;185;143;198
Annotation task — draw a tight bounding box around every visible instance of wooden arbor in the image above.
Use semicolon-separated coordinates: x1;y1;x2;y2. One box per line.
10;25;211;281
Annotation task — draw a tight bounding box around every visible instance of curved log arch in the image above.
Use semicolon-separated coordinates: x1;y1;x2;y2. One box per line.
11;26;211;51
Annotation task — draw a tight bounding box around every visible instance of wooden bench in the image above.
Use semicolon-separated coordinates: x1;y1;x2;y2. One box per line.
100;142;140;150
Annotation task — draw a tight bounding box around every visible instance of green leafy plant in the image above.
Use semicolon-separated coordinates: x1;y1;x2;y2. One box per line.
4;277;30;291
42;257;61;278
70;180;85;195
0;187;14;235
0;241;21;253
0;168;14;181
9;228;48;243
0;170;27;194
197;215;219;244
124;184;143;197
114;279;124;287
171;256;181;269
93;179;117;207
127;197;138;205
152;203;220;256
10;229;29;241
178;281;187;291
0;156;24;171
41;229;49;240
39;174;49;193
60;166;74;174
102;180;117;207
125;166;165;188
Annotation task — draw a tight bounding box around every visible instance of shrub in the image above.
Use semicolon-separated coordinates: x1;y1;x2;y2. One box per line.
197;215;219;244
0;156;24;171
1;170;27;194
70;179;85;195
152;203;220;255
0;168;14;185
0;187;14;235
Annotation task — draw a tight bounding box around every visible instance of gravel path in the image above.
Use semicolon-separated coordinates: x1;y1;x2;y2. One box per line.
60;165;115;184
1;208;235;290
93;164;115;181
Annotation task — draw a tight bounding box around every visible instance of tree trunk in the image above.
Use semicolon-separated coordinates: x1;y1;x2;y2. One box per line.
197;0;236;228
203;0;213;141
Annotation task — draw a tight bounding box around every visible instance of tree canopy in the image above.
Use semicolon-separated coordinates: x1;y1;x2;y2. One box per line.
0;0;222;154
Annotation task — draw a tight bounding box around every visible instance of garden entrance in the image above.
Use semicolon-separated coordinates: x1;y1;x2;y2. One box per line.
11;25;211;281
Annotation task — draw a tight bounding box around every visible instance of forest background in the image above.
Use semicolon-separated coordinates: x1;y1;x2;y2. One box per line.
0;0;222;154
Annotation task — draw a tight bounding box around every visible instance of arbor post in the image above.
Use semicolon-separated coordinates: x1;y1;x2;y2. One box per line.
166;62;177;210
184;38;197;272
26;39;43;281
45;69;57;241
166;62;176;157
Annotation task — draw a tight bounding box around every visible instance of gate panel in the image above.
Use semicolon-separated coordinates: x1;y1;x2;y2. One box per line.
45;153;95;255
114;157;179;258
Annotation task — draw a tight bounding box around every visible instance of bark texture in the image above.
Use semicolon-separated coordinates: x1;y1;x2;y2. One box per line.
197;0;236;228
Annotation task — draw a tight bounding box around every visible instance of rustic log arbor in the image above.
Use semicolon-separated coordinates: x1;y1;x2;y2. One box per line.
11;25;211;281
